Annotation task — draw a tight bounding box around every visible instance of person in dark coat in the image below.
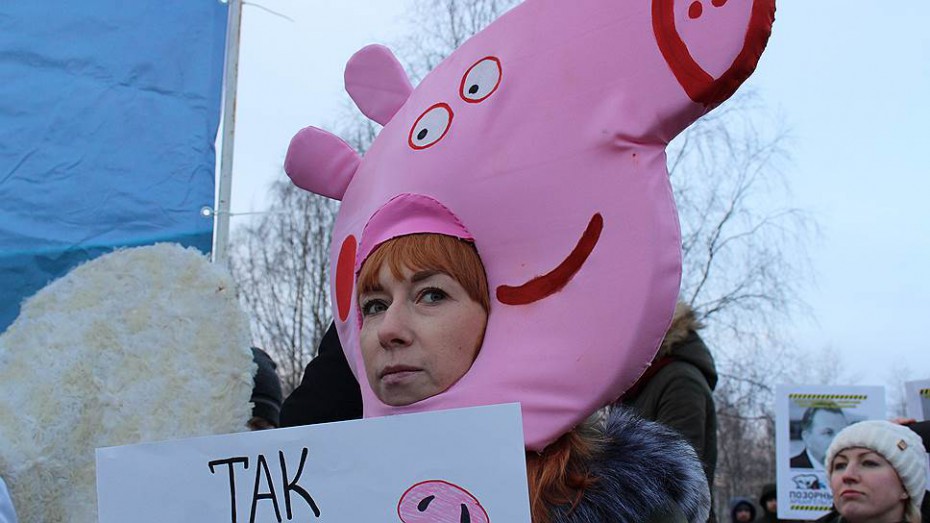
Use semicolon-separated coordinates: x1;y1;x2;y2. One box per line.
730;497;756;523
619;301;718;521
757;484;778;522
278;322;362;428
248;347;284;430
756;483;803;523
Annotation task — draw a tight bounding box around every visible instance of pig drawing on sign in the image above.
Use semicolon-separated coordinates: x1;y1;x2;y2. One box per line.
398;480;490;523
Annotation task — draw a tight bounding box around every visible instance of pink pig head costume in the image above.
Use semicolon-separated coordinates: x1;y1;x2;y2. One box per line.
285;0;775;451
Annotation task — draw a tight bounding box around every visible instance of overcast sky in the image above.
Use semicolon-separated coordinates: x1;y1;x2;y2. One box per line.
228;1;929;390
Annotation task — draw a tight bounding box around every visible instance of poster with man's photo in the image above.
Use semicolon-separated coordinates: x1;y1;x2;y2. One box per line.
775;385;885;520
905;379;930;421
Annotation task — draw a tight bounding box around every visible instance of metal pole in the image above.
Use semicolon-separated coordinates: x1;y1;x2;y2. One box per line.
213;0;243;266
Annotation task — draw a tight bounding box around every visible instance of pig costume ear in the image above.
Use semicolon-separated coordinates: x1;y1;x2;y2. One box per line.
284;128;359;201
345;45;414;126
284;45;413;200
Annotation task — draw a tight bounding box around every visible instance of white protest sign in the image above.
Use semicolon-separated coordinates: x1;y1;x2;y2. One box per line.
96;403;530;523
775;385;885;521
904;379;930;488
905;379;930;421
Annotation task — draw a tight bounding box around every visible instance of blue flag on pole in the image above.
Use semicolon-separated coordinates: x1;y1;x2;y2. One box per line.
0;1;228;331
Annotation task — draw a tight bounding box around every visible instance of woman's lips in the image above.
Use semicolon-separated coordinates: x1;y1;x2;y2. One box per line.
496;213;603;305
839;490;864;499
380;366;422;385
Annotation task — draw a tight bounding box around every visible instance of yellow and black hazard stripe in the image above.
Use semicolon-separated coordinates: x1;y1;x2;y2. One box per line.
789;393;867;400
790;505;832;511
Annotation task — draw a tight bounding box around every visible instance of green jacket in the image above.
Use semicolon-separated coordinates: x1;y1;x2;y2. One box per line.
620;306;718;523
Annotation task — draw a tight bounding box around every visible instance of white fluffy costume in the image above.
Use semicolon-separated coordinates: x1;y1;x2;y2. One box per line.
0;244;254;522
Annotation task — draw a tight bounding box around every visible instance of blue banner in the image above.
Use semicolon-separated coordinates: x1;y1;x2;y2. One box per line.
0;1;228;331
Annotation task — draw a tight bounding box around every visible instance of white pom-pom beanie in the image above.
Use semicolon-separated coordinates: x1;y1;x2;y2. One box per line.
825;420;927;517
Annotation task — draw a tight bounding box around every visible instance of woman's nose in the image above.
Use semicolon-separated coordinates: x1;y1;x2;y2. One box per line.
840;465;860;483
377;303;413;349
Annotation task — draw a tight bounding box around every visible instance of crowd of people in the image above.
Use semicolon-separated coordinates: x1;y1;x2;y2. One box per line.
0;231;926;523
717;420;930;523
273;288;930;523
1;282;925;523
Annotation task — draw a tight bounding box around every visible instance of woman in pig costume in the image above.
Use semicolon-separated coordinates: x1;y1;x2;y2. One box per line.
285;0;775;521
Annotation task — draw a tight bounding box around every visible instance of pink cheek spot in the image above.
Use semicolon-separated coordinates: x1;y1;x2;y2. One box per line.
711;0;727;6
397;480;490;523
688;1;703;19
335;235;358;323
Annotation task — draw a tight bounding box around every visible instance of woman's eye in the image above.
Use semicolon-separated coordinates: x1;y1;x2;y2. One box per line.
419;288;448;304
833;462;847;471
361;299;388;317
862;460;879;467
409;103;453;150
460;57;502;103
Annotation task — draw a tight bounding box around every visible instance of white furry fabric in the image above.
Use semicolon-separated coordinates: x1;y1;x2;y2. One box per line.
0;244;255;522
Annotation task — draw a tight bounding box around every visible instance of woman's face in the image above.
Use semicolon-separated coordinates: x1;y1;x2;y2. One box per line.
830;447;907;523
358;263;487;406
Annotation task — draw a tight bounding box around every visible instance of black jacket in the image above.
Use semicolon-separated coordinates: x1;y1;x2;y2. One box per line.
789;450;815;469
278;323;362;427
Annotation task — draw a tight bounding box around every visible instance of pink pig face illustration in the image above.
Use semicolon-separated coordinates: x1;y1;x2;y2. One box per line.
286;0;774;450
397;480;490;523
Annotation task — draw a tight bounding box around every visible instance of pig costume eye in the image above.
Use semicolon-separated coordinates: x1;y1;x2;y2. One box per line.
409;103;454;150
460;57;501;103
407;58;501;150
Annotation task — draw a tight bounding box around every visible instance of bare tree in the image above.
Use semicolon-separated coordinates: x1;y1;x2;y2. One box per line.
670;92;813;350
397;0;519;82
663;91;815;511
229;180;338;394
713;380;776;518
885;363;916;419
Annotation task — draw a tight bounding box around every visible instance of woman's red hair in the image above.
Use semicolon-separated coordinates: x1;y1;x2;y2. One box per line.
357;234;490;313
525;424;604;523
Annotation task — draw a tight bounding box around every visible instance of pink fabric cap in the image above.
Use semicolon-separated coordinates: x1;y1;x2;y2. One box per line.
356;193;474;274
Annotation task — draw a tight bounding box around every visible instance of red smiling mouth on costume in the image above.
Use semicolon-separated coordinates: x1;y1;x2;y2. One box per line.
496;213;603;305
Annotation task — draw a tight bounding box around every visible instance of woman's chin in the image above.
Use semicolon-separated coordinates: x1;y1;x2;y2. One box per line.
376;374;432;407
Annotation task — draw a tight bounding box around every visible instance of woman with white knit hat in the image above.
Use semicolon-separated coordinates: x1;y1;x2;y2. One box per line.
816;420;927;523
